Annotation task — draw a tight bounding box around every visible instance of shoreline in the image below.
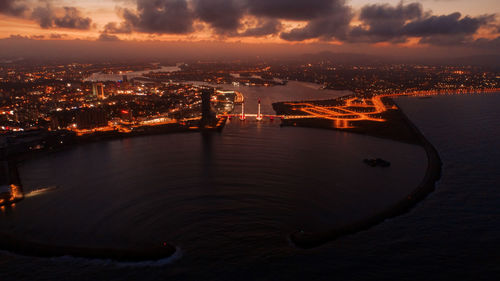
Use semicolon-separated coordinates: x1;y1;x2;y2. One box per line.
0;119;228;261
283;98;442;248
0;232;177;262
9;117;228;164
0;94;442;257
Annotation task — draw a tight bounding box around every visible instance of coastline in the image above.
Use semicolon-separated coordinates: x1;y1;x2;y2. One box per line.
9;117;227;164
280;98;443;248
0;118;228;260
0;92;442;257
0;232;176;262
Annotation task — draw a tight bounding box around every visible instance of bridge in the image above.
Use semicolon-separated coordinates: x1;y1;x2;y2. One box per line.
216;99;312;121
218;89;491;122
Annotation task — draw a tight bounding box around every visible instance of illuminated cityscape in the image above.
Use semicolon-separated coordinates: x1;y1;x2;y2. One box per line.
1;0;500;280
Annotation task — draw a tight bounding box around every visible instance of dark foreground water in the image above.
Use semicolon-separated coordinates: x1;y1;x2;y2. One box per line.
1;88;499;281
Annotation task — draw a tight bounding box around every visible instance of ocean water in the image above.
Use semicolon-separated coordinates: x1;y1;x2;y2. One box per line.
0;88;499;281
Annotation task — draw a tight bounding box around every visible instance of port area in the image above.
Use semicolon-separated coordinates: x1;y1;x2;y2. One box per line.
0;113;227;210
273;95;423;144
2;115;226;157
273;94;442;249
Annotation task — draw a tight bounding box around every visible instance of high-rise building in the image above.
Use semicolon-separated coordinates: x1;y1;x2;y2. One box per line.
201;89;212;119
92;83;105;99
200;88;216;127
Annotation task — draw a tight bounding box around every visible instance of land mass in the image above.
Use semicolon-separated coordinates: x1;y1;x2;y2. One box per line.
273;95;442;248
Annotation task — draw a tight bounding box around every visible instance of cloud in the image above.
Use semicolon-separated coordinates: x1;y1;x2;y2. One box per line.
98;33;121;41
31;4;54;29
403;12;495;37
31;4;92;30
8;34;30;39
193;0;244;34
103;21;133;34
121;0;194;34
470;36;500;49
54;7;92;29
245;0;338;20
239;19;282;37
280;2;353;41
108;0;353;38
348;2;423;43
346;2;496;45
3;0;495;50
0;0;28;16
50;33;67;39
406;13;496;46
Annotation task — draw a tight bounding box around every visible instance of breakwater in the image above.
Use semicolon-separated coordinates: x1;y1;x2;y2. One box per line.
276;98;442;248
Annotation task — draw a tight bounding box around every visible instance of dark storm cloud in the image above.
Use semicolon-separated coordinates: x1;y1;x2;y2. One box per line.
31;5;54;29
245;0;337;20
280;2;353;41
193;0;244;34
348;2;423;43
110;0;352;37
0;0;28;16
346;2;496;45
31;5;92;30
121;0;194;34
54;7;92;29
402;13;494;37
471;36;500;49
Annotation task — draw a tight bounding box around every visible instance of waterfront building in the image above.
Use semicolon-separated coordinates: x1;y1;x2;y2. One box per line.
76;108;108;129
200;88;216;127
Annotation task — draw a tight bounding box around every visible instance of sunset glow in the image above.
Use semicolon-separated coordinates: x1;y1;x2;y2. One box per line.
0;0;498;50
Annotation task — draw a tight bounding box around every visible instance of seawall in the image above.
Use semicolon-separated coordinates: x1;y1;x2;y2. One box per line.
287;99;442;248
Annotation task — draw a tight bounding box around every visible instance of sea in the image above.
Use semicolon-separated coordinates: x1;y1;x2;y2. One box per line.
0;83;498;281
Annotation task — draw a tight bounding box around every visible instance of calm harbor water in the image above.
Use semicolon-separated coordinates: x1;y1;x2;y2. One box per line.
0;86;499;280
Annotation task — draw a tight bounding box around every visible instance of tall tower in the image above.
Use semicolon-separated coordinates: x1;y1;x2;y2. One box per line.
200;88;216;127
256;98;263;121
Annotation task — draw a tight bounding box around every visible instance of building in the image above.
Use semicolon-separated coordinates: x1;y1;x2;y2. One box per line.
200;88;216;127
76;108;108;129
92;83;105;99
201;89;212;119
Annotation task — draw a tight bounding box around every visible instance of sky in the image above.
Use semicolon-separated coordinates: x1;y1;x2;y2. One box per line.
0;0;499;60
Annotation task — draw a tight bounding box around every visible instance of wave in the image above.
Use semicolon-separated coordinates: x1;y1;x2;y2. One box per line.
24;186;59;198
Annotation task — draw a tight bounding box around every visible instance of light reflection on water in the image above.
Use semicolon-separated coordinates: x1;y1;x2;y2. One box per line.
1;87;498;281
